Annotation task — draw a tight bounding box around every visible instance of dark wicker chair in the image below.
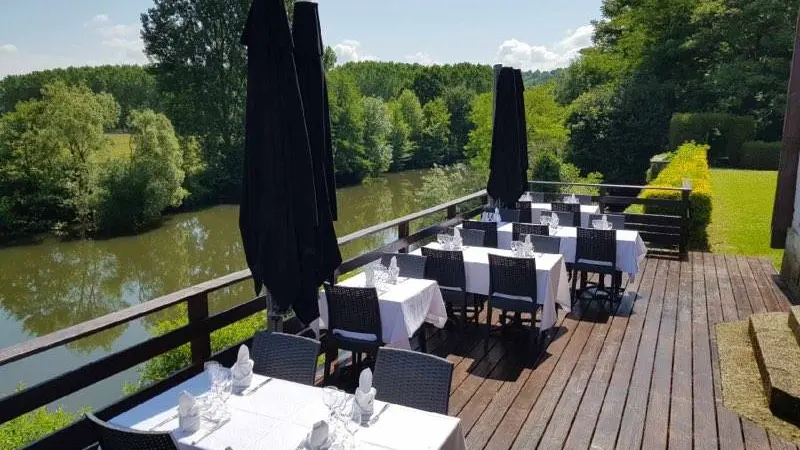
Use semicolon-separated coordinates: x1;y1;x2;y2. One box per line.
531;235;562;254
512;223;548;241
486;254;540;353
499;208;521;223
421;247;481;328
515;201;533;223
86;413;179;450
448;227;485;247
528;192;545;203
588;213;626;230
322;283;383;379
380;253;427;279
571;228;619;308
251;331;321;385
551;202;581;227
462;220;498;248
372;347;453;415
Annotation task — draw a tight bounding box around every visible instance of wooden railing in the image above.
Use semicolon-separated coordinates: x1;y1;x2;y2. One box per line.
0;180;689;450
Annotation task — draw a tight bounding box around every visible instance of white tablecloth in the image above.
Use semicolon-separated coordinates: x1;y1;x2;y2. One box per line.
530;203;599;228
495;224;647;279
413;244;571;331
112;374;466;450
314;276;447;350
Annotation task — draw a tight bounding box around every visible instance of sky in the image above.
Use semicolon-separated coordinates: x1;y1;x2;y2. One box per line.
0;0;604;78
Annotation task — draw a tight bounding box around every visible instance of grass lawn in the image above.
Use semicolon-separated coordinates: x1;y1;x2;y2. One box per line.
708;168;783;269
92;133;132;164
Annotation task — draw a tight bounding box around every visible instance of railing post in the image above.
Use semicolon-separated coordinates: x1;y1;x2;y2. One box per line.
679;179;692;260
398;221;410;253
598;186;607;214
447;205;457;219
187;293;211;365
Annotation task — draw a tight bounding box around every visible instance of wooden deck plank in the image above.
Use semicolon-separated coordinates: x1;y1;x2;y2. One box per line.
692;252;718;450
449;340;508;414
669;253;695;450
747;258;784;313
715;254;740;322
705;252;745;450
615;258;669;449
483;313;589;450
726;254;754;318
536;299;623;448
640;259;680;449
508;307;599;449
589;256;659;450
757;258;794;311
555;263;646;450
741;417;771;450
464;312;570;450
738;255;768;314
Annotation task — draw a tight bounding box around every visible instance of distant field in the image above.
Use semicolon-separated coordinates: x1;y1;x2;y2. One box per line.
708;168;783;269
94;133;132;164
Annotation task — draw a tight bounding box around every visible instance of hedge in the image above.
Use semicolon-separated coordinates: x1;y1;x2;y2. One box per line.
668;113;755;164
641;142;712;250
739;141;780;170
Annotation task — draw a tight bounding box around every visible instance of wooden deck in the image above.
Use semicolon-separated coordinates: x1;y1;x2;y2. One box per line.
379;253;797;449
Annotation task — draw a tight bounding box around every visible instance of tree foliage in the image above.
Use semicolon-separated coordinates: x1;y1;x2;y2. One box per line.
441;85;476;163
362;96;393;176
416;98;451;168
328;71;367;184
98;110;188;233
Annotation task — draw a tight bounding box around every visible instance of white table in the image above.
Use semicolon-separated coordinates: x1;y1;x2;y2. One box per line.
529;203;599;228
413;244;570;331
112;373;466;450
495;224;647;279
314;275;448;350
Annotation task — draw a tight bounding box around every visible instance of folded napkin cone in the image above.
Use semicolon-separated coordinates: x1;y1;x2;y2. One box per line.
307;420;329;450
178;391;201;433
355;368;376;423
231;345;254;392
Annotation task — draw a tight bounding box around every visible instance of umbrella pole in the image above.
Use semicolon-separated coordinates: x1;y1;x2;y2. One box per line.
487;63;503;210
261;285;285;332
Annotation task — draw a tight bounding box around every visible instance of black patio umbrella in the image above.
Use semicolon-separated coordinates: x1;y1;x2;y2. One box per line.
292;2;342;288
514;69;529;194
239;0;321;324
487;66;525;207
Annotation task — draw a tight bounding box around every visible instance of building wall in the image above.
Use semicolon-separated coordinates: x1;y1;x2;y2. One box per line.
781;155;800;300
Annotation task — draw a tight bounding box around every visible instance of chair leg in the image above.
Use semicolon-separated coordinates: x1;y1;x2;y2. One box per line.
323;342;337;384
571;269;578;305
419;326;427;353
485;302;492;352
462;302;468;331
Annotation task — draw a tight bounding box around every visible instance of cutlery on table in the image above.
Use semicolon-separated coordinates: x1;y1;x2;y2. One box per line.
191;417;231;445
367;403;390;426
149;410;178;430
242;377;272;396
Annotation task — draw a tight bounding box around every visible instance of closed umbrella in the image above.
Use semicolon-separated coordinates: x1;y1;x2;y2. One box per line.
292;1;342;287
239;0;320;324
487;66;525;207
514;69;528;194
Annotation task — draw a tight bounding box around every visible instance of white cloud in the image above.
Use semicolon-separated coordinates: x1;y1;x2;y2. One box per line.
90;17;147;63
86;14;109;26
405;52;437;65
496;24;595;71
0;44;18;54
332;40;376;63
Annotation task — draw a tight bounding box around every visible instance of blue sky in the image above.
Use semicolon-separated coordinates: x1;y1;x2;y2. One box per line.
0;0;603;77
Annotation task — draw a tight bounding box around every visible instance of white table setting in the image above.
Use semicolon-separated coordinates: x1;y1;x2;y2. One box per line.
494;217;648;280
411;242;570;331
313;261;448;350
111;349;466;450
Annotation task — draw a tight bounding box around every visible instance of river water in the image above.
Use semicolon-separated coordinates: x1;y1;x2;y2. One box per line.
0;170;441;411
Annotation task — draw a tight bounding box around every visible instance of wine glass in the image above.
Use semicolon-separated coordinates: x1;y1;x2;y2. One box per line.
217;369;233;420
437;234;448;247
323;386;340;421
344;403;361;450
539;214;550;226
510;241;522;257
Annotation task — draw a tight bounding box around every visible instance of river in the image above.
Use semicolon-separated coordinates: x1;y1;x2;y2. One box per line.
0;169;441;412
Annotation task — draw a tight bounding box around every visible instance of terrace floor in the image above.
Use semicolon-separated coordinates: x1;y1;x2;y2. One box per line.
334;253;798;449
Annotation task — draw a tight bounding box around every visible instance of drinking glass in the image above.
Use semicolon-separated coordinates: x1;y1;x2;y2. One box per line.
344;403;361;450
539;215;550;226
217;369;233;420
437;234;448;247
323;386;341;421
510;241;522;257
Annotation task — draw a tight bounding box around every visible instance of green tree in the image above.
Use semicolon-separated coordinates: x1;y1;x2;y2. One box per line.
0;81;119;237
464;92;493;173
328;71;367;184
441;85;476;163
98;110;188;233
415;98;451;168
411;66;446;104
394;89;424;146
140;0;294;200
323;45;337;72
386;101;413;171
362;96;393;176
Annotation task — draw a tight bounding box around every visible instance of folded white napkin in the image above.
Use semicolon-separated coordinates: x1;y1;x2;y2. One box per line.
231;345;254;392
178;391;201;433
307;420;329;449
354;368;376;423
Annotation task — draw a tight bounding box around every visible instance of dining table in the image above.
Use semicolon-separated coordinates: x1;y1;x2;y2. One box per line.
313;275;448;350
495;223;648;280
111;373;467;450
412;243;571;331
